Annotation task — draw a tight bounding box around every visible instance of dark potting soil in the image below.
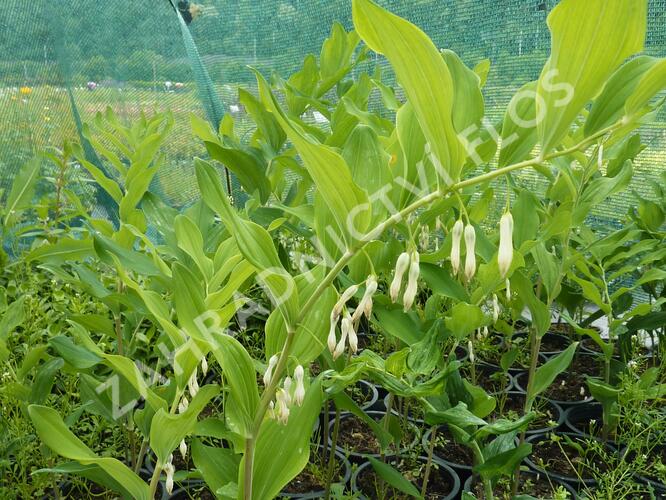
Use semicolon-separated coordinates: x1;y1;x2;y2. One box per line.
581;337;619;356
470;473;565;499
171;485;216;499
491;394;558;431
531;438;609;479
548;322;573;335
540;333;572;352
356;460;454;499
59;480;111;498
337;415;416;455
432;428;474;467
541;355;602;402
282;449;344;494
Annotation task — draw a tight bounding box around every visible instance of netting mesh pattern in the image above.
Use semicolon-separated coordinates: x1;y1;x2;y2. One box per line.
1;0;665;217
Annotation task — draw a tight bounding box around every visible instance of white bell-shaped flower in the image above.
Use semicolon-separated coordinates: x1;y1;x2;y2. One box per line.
450;220;464;275
498;212;514;278
464;225;476;282
402;252;420;311
293;365;305;406
263;354;279;386
390;252;410;303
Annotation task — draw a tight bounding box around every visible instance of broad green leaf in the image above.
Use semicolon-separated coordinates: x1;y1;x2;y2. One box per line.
242;379;323;500
441;49;484;134
420;262;469;302
238;89;285;154
50;336;102;369
192;440;240;498
626;58;666;116
150;385;219;466
93;234;160;276
196;159;298;327
445;303;486;341
4;156;41;227
204;142;271;203
319;22;361;94
368;457;423;499
353;0;465;182
586;56;659;135
0;296;25;341
27;405;150;500
474;442;532;480
537;0;647;152
531;243;559;301
512;271;551;337
499;81;538;167
529;343;578;404
208;335;259;439
427;402;487;428
512;190;540;249
26;238;94;264
174;214;214;280
254;71;371;245
373;306;421;346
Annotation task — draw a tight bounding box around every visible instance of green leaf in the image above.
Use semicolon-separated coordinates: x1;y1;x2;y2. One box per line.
352;0;465;182
537;0;646;152
531;243;559;301
242;379;323;500
196;159;298;327
0;296;25;342
441;49;484;134
428;402;487;429
254;71;371;245
626;58;666;117
150;385;219;466
204;142;271;203
208;335;259;439
530;343;578;404
499;81;538;167
420;263;469;302
50;336;102;369
368;457;423;499
192;440;240;499
27;405;150;500
445;303;486;341
26;238;94;264
512;272;550;337
174;214;214;280
586;56;659;135
4;156;41;227
474;442;532;480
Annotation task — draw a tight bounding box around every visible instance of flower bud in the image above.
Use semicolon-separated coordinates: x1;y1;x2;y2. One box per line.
178;396;189;414
353;275;378;323
200;356;208;376
188;369;199;398
164;461;175;494
492;294;499;323
498;212;514;278
450;220;464;275
327;322;337;355
275;389;290;425
419;225;429;251
283;376;292;406
333;284;360;317
293;365;305;406
403;252;420;311
334;315;352;359
390;252;410;303
464;224;476;282
179;439;187;459
263;354;279;386
467;340;475;364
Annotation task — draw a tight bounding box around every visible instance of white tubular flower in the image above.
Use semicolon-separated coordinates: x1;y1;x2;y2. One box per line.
403;252;420;311
353;275;378;322
498;212;514;278
164;461;175;494
598;144;604;166
492;294;500;323
450;219;464;275
275;389;290;425
348;324;359;354
464;224;476;282
188;369;199;398
506;278;511;301
200;356;208;377
334;315;352;359
333;284;360;318
283;376;293;406
482;326;489;338
263;354;279;386
179;439;187;459
268;400;276;419
327;320;338;355
467;340;475;364
390;252;410;303
419;225;429;251
178;396;189;414
293;365;305;406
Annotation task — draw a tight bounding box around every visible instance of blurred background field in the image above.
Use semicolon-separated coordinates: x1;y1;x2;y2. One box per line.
1;0;665;219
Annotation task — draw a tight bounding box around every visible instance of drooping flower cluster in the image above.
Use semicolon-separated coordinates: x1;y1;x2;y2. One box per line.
164;454;175;494
390;250;420;311
266;364;307;425
450;220;477;281
328;276;378;359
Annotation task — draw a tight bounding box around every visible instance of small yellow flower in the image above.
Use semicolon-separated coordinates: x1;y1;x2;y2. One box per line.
19;86;32;95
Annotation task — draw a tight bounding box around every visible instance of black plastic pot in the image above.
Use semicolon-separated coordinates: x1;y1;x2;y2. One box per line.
351;456;460;500
421;426;474;480
279;446;353;498
478;352;549;377
462;469;577;497
623;444;666;496
524;432;616;487
513;369;596;411
327;379;380;415
564;403;607;438
327;410;421;461
538;332;574;358
491;391;564;435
